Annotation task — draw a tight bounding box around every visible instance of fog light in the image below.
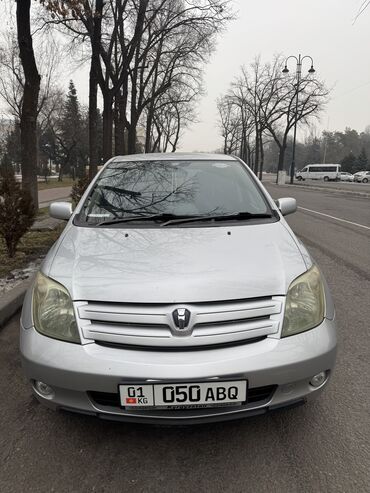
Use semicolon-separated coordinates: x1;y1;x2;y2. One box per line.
310;372;327;388
35;381;55;399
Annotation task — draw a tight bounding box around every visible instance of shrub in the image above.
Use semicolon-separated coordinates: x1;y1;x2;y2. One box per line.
71;173;90;205
0;171;36;258
0;153;14;177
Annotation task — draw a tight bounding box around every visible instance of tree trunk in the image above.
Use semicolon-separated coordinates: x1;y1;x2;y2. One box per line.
254;129;260;176
275;146;285;184
88;0;103;180
145;107;154;152
128;126;137;154
259;137;264;181
278;148;285;170
103;94;113;161
16;0;40;209
127;115;138;154
171;109;181;152
114;92;126;155
58;163;64;182
89;60;99;179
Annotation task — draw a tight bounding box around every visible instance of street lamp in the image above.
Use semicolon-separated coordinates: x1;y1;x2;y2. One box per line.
282;54;315;184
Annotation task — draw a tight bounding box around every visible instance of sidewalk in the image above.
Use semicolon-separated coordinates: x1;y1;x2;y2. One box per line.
39;186;72;208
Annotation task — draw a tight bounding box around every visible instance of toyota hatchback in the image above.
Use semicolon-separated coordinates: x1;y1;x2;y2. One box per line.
20;154;337;424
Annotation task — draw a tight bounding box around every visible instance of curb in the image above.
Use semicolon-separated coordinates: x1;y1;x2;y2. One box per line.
39;196;71;209
0;278;32;328
267;182;370;199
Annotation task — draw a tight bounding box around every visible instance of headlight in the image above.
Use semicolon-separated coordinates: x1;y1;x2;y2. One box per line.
282;265;325;337
32;272;80;343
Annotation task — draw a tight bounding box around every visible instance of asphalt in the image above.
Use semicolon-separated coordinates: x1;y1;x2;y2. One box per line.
294;179;370;193
263;173;370;193
0;185;369;492
38;186;72;208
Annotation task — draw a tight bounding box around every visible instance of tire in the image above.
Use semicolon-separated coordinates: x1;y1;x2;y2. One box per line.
324;176;329;182
297;176;303;181
363;178;368;183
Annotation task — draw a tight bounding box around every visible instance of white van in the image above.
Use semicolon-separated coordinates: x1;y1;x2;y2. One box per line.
296;164;341;182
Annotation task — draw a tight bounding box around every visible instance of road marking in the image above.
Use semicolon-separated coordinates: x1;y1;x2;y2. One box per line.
298;206;370;231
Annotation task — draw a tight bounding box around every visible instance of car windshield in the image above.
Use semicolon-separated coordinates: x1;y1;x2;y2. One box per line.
76;159;272;226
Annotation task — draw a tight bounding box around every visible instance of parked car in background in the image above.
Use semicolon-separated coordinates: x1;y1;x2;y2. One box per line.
295;164;341;182
20;153;337;424
340;172;354;182
353;171;366;182
354;171;370;183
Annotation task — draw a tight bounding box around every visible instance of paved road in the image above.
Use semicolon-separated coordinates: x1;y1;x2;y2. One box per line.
262;173;370;193
266;183;370;280
39;186;72;208
1;187;369;492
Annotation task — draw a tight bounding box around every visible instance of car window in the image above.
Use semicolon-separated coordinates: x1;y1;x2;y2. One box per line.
77;159;272;225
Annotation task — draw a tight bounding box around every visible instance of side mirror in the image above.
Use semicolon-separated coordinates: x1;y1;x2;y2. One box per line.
276;197;297;216
49;201;73;221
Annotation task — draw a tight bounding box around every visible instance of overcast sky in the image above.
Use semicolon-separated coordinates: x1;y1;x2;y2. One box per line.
2;1;370;152
170;0;370;152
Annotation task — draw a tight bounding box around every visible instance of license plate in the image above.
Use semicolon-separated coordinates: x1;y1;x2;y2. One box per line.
119;381;247;409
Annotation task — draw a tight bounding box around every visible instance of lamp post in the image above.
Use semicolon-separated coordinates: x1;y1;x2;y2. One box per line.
282;54;315;184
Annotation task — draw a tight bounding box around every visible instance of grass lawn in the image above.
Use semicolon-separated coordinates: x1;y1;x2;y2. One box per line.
38;177;74;190
36;207;49;217
0;225;64;278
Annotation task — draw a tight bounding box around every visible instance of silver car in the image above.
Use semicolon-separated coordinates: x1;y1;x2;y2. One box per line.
340;172;354;182
20;154;337;424
354;171;370;183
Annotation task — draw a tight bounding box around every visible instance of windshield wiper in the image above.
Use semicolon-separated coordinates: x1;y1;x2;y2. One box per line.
160;212;274;227
97;213;198;227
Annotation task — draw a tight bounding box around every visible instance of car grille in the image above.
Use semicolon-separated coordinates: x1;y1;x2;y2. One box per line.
88;385;277;409
75;297;284;348
94;336;267;351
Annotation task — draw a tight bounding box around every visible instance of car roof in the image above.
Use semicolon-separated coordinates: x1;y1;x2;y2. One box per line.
110;153;237;163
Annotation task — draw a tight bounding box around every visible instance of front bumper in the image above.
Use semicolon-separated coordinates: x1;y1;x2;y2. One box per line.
20;319;337;424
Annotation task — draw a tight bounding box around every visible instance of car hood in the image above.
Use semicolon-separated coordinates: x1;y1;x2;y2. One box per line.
45;222;307;303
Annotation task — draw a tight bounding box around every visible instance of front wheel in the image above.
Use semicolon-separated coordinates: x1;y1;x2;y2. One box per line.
296;176;303;181
324;176;329;182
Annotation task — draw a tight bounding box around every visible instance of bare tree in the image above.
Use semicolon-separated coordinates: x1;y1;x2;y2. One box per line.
149;84;198;152
263;76;329;175
0;32;61;123
39;0;232;161
108;0;231;154
217;96;242;155
218;56;329;178
0;32;24;121
16;0;41;208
